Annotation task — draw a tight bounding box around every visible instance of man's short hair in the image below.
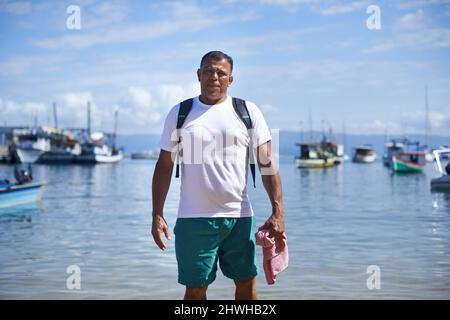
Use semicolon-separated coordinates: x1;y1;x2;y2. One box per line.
200;51;233;73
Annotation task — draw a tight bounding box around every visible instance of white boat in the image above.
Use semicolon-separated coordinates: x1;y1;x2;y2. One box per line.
14;127;82;164
74;132;123;164
431;148;450;191
75;144;123;164
352;145;377;163
15;137;51;163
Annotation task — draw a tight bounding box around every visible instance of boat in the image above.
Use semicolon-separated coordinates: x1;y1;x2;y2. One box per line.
37;127;82;164
13;128;51;163
391;151;426;173
384;139;427;173
0;166;44;209
352;145;377;163
131;150;159;160
74;103;123;164
295;139;344;168
430;148;450;191
383;140;405;167
13;127;81;164
74;132;123;164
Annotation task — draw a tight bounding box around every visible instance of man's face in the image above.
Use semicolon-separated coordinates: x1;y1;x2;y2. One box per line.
197;58;233;103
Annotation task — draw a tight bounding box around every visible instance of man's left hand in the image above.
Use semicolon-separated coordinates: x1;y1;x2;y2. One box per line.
259;213;285;240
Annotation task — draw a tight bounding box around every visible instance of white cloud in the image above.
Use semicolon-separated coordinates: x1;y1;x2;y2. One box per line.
123;87;153;110
320;1;369;15
396;9;425;29
82;2;129;30
0;56;36;76
33;2;258;50
394;0;450;10
402;111;450;131
114;83;200;132
158;83;200;108
121;87;162;126
0;97;47;126
53;91;99;129
363;9;450;53
3;1;32;14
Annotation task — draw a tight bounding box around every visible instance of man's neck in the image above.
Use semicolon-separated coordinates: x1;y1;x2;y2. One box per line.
199;95;227;105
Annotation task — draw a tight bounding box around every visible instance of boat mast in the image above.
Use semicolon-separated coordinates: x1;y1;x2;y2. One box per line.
342;120;347;152
309;107;313;141
53;102;58;129
425;85;430;148
299;120;303;143
87;101;91;138
113;109;118;148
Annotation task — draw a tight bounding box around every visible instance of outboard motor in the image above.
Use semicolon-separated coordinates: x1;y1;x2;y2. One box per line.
14;164;33;185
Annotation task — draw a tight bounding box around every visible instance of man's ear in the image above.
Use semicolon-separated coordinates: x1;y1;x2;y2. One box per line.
197;69;201;82
228;74;233;87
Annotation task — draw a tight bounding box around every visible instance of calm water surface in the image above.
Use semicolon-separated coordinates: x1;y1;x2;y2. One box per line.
0;158;449;299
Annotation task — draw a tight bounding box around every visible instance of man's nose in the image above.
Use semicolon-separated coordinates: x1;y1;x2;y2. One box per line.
210;71;219;80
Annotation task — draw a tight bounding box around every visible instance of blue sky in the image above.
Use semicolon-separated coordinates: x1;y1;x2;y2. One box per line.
1;0;450;136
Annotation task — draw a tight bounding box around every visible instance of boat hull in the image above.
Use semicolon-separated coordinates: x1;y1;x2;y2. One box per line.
295;158;335;168
353;154;377;163
431;175;450;191
391;157;425;173
38;152;75;164
0;183;44;209
16;148;44;163
74;152;123;164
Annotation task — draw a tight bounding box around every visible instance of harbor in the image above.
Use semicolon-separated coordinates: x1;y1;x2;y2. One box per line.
1;156;449;299
1;0;450;301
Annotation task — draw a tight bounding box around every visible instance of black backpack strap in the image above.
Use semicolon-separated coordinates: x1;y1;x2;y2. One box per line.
175;98;194;178
232;97;252;130
232;97;256;188
177;98;194;129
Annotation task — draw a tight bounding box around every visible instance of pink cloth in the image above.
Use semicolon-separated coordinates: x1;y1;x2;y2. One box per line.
255;229;288;285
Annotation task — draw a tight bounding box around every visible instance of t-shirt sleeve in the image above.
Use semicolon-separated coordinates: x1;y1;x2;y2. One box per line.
159;104;180;152
246;101;272;148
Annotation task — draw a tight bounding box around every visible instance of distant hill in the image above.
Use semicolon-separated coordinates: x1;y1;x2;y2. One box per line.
116;134;161;155
117;131;449;157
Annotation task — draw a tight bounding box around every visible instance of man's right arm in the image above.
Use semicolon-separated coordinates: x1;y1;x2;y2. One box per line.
151;149;175;250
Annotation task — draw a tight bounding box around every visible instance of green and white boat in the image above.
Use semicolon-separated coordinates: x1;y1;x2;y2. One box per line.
391;151;426;173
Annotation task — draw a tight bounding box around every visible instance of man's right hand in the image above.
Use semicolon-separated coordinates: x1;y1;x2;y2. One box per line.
152;215;171;250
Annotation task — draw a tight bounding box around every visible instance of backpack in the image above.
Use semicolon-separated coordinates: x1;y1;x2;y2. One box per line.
175;97;256;188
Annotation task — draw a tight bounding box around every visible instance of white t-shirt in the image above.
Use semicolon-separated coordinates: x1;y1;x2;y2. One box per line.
159;95;272;218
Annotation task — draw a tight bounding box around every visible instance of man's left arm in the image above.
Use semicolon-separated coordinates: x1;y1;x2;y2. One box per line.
256;141;285;239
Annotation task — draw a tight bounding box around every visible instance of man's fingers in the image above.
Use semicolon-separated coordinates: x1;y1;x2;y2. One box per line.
163;227;171;240
152;230;166;250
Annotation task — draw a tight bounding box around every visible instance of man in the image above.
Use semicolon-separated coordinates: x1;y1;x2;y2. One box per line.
151;51;285;300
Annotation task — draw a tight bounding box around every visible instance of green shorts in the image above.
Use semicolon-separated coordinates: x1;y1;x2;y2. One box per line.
174;216;258;287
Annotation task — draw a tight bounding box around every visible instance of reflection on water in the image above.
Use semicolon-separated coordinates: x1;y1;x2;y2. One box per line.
0;201;42;223
0;160;449;299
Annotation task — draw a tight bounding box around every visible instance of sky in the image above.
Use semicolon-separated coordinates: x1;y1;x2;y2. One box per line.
0;0;450;136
